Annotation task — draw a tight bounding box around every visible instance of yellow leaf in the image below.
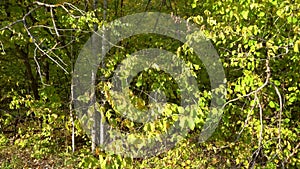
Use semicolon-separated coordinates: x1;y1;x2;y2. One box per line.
294;40;300;53
135;97;146;110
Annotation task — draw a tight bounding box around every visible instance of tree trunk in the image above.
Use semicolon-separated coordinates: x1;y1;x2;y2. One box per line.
100;0;107;147
91;0;99;154
18;46;40;100
70;31;76;153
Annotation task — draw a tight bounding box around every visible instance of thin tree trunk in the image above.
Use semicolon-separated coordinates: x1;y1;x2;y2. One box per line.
114;0;118;16
91;70;97;154
70;31;75;153
91;0;99;154
100;0;107;147
120;0;123;16
18;46;39;100
70;82;75;152
91;0;107;155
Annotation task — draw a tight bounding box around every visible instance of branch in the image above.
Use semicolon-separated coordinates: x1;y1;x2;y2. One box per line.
50;7;59;37
271;83;285;168
33;1;61;8
22;10;69;74
285;141;300;164
249;93;264;169
234;96;257;141
28;25;92;34
33;46;46;85
0;40;5;54
272;84;283;151
0;20;24;32
222;53;271;109
92;29;124;50
33;1;86;18
257;93;263;149
63;2;86;16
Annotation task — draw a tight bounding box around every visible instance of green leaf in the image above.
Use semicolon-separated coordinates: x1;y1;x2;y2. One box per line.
191;3;197;8
179;117;187;128
258;12;265;17
276;9;284;18
177;106;184;114
241;10;249;19
273;80;281;86
284;118;290;123
287;16;298;24
269;101;275;108
51;113;58;119
194;64;200;70
136;80;143;87
187;118;195;130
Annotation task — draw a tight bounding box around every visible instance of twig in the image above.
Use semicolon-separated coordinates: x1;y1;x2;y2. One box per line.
50;7;59;37
0;19;23;31
235;96;257;141
222;53;271;109
91;29;124;50
63;2;86;15
33;1;60;8
29;25;92;34
23;19;69;74
257;93;263;149
21;7;69;74
272;83;284;168
0;41;5;54
33;46;45;85
285;142;300;163
53;39;76;50
272;84;283;151
273;46;289;59
249;93;264;169
33;1;85;18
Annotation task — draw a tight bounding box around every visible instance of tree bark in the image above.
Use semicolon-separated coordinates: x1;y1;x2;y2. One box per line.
18;46;40;100
91;0;99;154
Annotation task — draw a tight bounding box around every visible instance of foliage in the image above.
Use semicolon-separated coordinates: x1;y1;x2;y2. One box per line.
0;0;299;168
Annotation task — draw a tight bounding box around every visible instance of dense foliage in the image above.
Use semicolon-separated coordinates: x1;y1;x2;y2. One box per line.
0;0;299;168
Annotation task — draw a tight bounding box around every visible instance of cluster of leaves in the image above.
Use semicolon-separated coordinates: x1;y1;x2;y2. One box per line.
188;0;300;167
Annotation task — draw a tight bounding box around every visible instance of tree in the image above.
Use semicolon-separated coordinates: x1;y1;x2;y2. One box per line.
0;0;299;168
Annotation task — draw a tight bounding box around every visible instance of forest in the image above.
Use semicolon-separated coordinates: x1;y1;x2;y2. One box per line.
0;0;299;168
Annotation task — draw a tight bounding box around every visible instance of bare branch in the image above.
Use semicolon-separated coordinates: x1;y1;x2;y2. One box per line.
0;19;23;31
273;46;289;59
273;84;283;148
92;29;124;50
33;1;60;8
23;19;69;74
271;83;284;167
33;1;85;18
0;40;5;54
33;46;47;85
50;7;60;37
16;5;69;74
29;25;92;34
63;2;86;15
